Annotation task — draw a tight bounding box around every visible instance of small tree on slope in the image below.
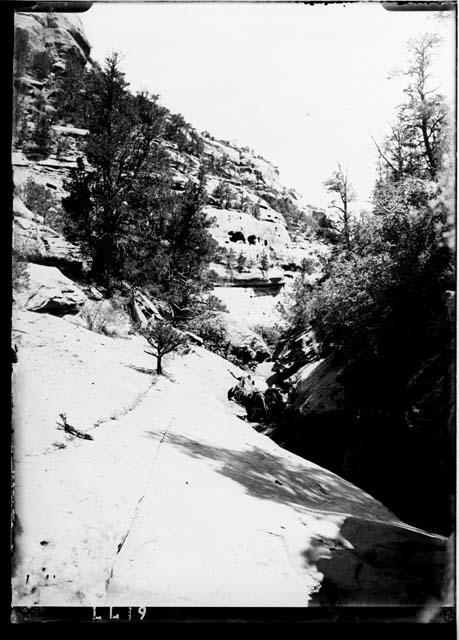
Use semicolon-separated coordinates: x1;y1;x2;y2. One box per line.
142;319;187;375
323;163;356;253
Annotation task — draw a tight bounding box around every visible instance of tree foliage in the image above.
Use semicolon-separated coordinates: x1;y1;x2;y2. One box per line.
236;252;247;273
19;178;64;229
286;32;454;368
260;252;270;274
63;54;171;290
62;53;217;320
373;34;449;183
323;163;356;251
282;33;454;534
142;319;187;374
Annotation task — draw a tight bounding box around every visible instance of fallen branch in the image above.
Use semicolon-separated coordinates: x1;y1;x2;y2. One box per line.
57;413;94;440
228;370;242;382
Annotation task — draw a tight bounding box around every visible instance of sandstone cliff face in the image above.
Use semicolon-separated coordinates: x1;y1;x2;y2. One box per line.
198;137;329;281
13;194;86;278
13;12;328;294
15;11;91;67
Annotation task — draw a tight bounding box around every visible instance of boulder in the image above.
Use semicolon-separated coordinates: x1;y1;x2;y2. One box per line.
13;217;85;278
224;316;271;364
269;328;321;387
290;355;348;418
227;373;285;423
227;373;268;421
18;263;87;316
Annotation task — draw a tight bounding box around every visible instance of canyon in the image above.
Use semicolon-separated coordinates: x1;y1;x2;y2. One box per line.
11;10;454;618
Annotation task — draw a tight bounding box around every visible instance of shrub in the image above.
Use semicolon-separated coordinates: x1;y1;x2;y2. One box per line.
299;256;315;276
12;253;29;292
56;135;73;158
13;100;31;149
236;252;247;273
287;195;453;356
260;252;269;273
31;51;53;80
80;297;130;337
18;178;65;230
12;228;43;262
252;203;261;219
187;315;230;357
253;324;281;349
30;112;54;158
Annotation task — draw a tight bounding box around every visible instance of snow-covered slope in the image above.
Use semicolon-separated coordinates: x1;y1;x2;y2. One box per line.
11;310;448;608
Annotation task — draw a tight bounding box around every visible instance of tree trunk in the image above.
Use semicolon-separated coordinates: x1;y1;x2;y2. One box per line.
343;203;351;253
156;354;162;375
421;117;437;178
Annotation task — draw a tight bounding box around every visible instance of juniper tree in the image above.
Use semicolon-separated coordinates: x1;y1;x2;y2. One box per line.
225;248;236;273
260;252;269;275
373;34;449;183
142;319;187;375
166;166;218;315
63;53;172;292
236;252;247;273
323;163;356;252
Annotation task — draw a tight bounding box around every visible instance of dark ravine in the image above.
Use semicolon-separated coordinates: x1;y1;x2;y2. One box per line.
229;328;455;537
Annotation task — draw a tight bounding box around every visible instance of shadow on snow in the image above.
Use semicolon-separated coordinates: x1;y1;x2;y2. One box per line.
143;429;448;607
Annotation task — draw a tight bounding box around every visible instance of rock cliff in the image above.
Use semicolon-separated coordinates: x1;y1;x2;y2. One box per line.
15;11;91;66
13;11;329;294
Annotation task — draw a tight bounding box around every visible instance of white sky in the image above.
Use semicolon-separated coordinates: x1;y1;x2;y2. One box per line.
80;2;456;210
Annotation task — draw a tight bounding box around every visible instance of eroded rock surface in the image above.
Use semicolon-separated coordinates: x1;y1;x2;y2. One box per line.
15;12;91;67
13;211;85;278
11;310;450;609
16;263;87;316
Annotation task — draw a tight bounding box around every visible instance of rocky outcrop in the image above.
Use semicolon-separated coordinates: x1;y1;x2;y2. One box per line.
266;325;455;536
206;205;292;265
13;10;92;194
13;149;79;200
198;144;329;280
13;196;43;224
12;11;330;355
13;196;85;278
269;328;321;387
15;12;91;68
160;131;329;286
16;263;87;316
228;373;285;424
290;356;348;418
223;316;271;364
